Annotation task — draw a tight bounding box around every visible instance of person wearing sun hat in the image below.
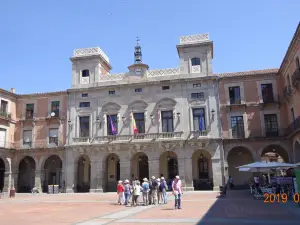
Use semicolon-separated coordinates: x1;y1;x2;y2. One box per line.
172;175;182;209
117;180;124;205
142;178;149;206
123;179;131;206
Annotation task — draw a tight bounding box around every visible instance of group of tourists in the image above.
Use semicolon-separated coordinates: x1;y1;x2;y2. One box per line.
117;175;183;209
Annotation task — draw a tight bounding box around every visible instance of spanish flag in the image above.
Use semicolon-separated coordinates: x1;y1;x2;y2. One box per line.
132;112;138;134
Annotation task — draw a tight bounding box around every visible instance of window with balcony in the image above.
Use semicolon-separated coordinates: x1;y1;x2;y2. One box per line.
107;114;118;135
161;111;174;132
191;92;204;100
49;128;59;146
261;83;274;103
79;116;90;137
25;103;34;119
134;113;145;133
23;130;32;147
51;101;60;117
229;86;241;104
79;102;90;108
192;108;206;131
231;116;245;138
81;69;90;84
264;114;279;137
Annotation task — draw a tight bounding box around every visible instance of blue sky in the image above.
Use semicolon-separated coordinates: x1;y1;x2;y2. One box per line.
0;0;299;94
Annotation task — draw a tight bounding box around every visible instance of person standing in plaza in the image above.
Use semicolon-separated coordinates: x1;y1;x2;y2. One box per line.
156;178;161;204
159;177;168;204
132;181;142;206
172;175;182;209
150;176;158;205
117;180;124;205
123;180;131;206
142;178;149;206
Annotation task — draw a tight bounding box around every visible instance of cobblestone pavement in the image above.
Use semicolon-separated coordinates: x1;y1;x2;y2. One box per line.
1;190;300;225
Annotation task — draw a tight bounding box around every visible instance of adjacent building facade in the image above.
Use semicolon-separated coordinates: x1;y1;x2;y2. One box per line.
0;23;299;193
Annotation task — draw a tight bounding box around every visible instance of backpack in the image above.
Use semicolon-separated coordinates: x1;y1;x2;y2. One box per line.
142;183;149;192
159;181;166;192
150;180;158;190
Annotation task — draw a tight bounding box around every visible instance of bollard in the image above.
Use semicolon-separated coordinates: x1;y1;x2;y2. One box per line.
9;188;16;198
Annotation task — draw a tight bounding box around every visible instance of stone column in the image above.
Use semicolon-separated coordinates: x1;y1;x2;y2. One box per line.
178;157;194;191
119;160;131;181
3;172;11;193
35;170;42;192
11;172;18;191
65;149;75;193
211;158;222;191
90;159;104;192
148;157;160;179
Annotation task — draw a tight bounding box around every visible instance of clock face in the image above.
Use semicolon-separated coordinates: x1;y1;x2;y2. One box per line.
135;68;142;75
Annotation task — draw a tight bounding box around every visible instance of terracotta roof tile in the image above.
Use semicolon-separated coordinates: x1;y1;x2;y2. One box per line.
17;90;67;97
217;68;278;78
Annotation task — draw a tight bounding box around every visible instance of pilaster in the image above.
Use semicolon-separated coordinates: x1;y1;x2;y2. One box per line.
211;158;222;191
90;158;104;192
178;157;194;191
3;172;11;193
119;160;131;181
65;149;75;193
148;157;160;179
35;170;42;192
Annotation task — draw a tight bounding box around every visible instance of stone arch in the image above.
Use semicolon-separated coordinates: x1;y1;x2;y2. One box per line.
227;146;254;187
259;144;289;163
76;154;91;193
159;151;178;182
156;97;177;107
192;150;213;190
106;153;120;192
17;156;36;193
293;140;300;163
42;155;63;193
0;157;5;192
131;152;149;183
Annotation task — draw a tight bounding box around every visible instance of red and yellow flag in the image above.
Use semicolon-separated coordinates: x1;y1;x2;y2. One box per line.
132;112;138;134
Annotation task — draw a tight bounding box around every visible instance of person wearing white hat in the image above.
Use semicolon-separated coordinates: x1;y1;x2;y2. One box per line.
149;176;158;205
117;180;124;205
142;178;149;206
172;175;182;209
123;179;131;206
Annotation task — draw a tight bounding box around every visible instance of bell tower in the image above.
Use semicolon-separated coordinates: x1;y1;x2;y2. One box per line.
128;37;149;76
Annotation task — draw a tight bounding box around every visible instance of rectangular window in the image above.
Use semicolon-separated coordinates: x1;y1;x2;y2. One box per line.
291;108;295;123
79;102;90;108
134;113;145;133
81;93;88;97
161;111;174;132
0;100;8;113
51;101;60;117
107;114;118;135
193;83;201;88
82;70;90;77
192;108;206;131
25;103;34;119
79;116;90;137
108;90;115;95
231;116;245;138
229;86;241;104
264;114;278;137
261;83;274;103
134;88;142;93
162;86;170;90
23;130;32;147
49;128;59;146
191;92;204;100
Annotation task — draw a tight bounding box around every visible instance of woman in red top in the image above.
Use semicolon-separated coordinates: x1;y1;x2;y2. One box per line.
117;180;125;205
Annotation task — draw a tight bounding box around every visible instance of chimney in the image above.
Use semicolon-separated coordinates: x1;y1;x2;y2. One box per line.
11;88;15;93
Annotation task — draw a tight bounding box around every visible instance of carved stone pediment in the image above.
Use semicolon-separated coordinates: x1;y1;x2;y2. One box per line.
160;142;177;151
188;140;210;149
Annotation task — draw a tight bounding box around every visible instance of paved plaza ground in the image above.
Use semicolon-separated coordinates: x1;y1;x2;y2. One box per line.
1;190;300;225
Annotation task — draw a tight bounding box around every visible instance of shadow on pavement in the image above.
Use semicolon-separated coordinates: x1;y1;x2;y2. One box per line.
197;190;300;225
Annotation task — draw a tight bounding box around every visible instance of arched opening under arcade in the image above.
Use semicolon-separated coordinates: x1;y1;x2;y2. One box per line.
227;146;254;188
261;145;289;163
160;151;178;189
131;152;149;183
0;158;5;192
192;150;213;190
42;155;62;193
76;155;91;193
17;156;36;193
106;153;120;192
294;141;300;163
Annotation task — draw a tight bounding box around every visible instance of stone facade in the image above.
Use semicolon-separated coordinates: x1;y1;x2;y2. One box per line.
1;23;300;193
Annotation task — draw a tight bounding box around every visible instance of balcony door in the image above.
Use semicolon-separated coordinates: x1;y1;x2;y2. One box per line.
0;128;6;147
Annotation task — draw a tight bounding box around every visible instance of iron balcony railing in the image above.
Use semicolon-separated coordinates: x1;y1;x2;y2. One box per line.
291;69;300;86
283;85;292;99
285;116;300;136
0;111;11;119
229;97;242;105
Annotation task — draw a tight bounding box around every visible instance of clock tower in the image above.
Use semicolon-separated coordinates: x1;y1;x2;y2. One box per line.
127;37;149;76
